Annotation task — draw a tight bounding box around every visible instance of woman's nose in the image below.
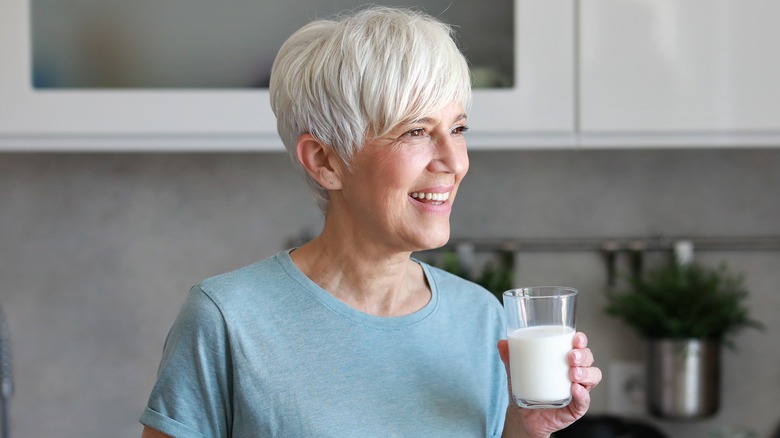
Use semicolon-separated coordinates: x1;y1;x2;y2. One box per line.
429;135;469;175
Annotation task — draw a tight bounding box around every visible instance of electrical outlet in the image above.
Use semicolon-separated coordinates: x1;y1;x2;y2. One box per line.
608;360;646;416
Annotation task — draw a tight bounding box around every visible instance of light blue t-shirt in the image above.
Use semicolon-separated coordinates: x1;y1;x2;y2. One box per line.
141;250;509;437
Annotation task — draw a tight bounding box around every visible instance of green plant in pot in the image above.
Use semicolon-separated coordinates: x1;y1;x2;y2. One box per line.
605;258;763;419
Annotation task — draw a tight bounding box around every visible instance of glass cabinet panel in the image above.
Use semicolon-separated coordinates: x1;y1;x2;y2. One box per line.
1;0;576;150
30;0;513;89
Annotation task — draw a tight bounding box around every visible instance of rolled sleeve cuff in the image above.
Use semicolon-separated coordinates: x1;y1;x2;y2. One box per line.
140;407;209;438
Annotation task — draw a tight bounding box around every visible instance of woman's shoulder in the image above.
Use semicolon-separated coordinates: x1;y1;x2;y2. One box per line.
419;261;501;307
421;262;476;287
195;251;294;305
418;262;505;336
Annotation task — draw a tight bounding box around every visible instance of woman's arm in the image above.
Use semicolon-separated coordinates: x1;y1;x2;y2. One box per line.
141;426;171;438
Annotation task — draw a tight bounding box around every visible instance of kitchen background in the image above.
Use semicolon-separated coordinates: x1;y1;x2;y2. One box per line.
2;0;780;437
1;149;779;437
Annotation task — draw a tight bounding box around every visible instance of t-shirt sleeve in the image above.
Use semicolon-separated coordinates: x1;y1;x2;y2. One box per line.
140;286;232;438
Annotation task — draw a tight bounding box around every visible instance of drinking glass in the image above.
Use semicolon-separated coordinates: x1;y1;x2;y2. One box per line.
502;286;578;409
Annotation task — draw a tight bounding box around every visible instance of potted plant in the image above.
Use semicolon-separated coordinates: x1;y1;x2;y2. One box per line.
604;258;763;419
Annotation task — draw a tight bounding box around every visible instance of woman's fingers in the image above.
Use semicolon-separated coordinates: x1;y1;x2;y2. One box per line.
573;332;588;349
569;332;602;390
568;380;592;417
571;364;603;390
570;347;594;367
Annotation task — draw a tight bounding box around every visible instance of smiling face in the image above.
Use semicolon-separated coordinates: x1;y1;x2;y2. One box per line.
326;102;470;254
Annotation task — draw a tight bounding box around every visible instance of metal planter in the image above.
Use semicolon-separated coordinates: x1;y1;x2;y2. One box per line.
647;339;720;419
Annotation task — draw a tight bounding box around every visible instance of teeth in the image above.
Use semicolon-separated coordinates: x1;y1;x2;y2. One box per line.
410;192;451;202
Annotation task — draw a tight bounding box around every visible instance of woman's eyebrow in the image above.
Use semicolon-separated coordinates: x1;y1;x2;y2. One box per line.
410;113;467;125
409;116;435;125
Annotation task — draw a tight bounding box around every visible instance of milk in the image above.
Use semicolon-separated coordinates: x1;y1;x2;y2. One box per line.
508;325;575;405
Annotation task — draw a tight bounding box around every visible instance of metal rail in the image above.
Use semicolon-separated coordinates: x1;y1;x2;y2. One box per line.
419;236;780;291
437;236;780;253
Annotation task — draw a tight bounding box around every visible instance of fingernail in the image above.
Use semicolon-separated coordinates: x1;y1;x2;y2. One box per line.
572;350;582;362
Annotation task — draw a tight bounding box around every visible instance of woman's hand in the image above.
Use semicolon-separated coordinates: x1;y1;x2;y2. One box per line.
497;332;602;438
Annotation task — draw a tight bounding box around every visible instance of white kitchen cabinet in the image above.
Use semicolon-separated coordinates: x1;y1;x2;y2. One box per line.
579;0;780;147
470;0;575;148
0;0;575;151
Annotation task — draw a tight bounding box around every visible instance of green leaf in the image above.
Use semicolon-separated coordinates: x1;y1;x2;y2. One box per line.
604;260;763;347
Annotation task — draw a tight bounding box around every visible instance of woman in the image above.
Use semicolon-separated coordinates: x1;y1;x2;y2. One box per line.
141;7;601;438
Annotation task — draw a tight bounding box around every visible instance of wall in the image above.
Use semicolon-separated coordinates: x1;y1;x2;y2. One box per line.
1;149;778;437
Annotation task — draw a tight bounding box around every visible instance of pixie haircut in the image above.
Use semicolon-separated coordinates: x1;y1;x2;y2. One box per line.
269;6;472;209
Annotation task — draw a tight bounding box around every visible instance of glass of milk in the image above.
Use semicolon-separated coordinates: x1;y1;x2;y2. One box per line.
502;286;578;409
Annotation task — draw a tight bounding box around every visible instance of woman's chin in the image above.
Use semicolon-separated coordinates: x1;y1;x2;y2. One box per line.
415;230;451;251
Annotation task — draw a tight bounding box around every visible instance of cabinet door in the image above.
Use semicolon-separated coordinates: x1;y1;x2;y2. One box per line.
469;0;576;149
579;0;780;146
0;0;575;151
0;0;279;151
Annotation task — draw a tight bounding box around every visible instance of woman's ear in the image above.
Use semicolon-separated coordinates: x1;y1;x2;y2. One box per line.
295;134;343;189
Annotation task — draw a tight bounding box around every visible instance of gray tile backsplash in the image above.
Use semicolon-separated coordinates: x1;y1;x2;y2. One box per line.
1;149;778;437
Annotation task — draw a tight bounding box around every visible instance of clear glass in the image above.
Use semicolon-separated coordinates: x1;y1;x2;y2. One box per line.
502;286;578;409
30;0;513;89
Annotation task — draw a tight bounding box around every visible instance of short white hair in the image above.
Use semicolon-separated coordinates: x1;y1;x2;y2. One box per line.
269;6;472;209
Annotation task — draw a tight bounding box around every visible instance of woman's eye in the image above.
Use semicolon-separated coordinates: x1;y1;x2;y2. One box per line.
406;128;426;137
452;125;470;135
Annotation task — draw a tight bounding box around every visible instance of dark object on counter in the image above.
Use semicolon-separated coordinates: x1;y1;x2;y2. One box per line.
553;415;667;438
0;304;11;438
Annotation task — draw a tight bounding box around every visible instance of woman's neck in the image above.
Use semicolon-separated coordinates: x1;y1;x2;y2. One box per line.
290;231;430;317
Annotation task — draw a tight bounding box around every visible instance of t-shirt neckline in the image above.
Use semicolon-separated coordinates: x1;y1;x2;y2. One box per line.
275;249;439;330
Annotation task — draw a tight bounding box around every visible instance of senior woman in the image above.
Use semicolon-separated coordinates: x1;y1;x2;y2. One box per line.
140;6;600;438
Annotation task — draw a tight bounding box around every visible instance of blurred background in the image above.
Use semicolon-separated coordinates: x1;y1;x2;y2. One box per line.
2;0;780;437
1;150;778;437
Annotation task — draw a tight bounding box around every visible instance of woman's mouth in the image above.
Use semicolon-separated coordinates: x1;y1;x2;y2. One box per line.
409;191;451;205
